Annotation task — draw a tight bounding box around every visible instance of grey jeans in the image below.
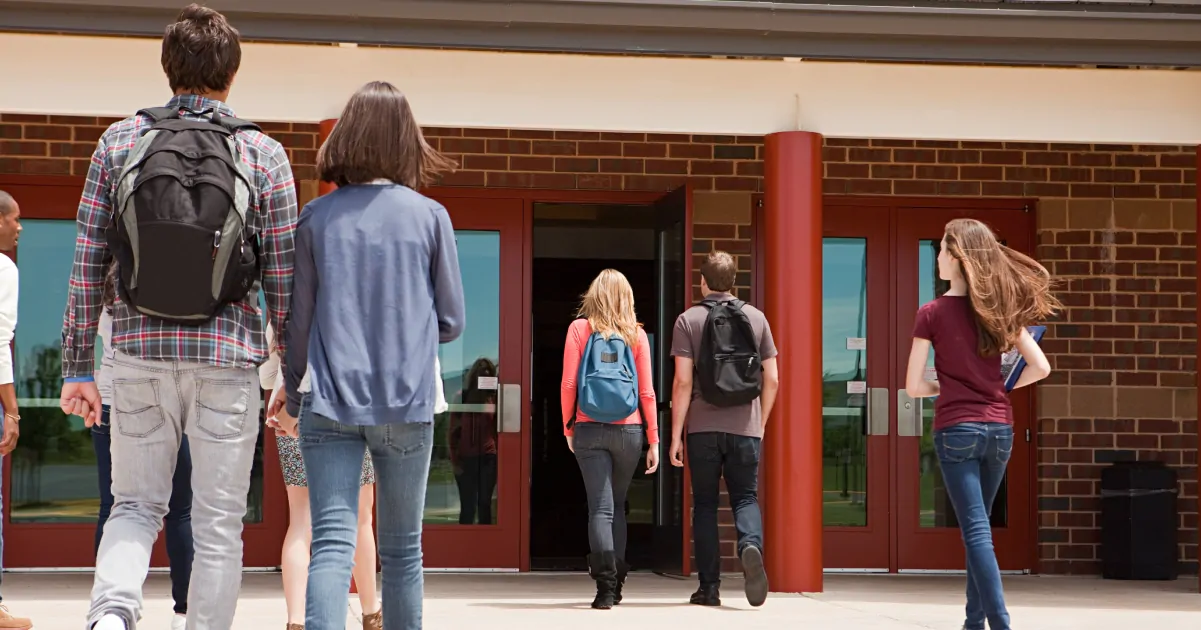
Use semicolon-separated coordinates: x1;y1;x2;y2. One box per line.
87;352;259;630
572;423;644;560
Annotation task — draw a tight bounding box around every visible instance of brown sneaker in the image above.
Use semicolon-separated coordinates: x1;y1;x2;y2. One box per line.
0;604;31;630
362;610;382;630
286;624;303;630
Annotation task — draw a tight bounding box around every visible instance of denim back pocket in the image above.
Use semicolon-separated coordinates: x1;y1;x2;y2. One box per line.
195;377;250;440
934;429;983;464
992;430;1015;465
113;378;166;438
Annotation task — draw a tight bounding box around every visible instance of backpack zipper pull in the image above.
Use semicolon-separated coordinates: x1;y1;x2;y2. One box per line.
212;230;221;259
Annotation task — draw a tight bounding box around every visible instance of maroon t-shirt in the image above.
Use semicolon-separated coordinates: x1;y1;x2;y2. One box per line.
912;295;1012;431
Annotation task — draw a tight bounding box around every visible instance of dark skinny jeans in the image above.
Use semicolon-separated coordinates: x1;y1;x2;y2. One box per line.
572;423;644;560
688;431;764;587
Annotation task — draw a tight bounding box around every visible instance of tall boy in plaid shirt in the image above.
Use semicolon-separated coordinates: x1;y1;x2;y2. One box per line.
58;6;297;629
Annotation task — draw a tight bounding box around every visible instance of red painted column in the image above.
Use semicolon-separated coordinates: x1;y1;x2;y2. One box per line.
762;131;824;593
318;119;338;196
1195;145;1200;594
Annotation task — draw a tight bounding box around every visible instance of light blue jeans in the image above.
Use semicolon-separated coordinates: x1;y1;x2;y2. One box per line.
299;409;433;630
934;422;1014;630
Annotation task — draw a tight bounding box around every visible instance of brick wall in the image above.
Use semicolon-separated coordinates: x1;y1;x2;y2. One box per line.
2;114;1197;575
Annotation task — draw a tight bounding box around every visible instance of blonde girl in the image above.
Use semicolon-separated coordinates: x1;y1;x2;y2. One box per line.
560;269;659;609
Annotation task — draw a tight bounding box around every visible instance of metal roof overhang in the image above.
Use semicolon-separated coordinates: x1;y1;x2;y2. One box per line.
2;0;1201;68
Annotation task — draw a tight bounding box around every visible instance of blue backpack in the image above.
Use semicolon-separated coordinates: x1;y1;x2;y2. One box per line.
574;325;640;424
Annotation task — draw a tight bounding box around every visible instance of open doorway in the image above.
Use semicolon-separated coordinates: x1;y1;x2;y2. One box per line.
529;202;663;571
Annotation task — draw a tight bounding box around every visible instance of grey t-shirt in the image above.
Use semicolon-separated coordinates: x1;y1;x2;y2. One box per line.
670;293;777;438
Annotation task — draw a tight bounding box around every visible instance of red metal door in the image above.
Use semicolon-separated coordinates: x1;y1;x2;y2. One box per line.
892;203;1035;571
420;194;527;569
820;202;893;570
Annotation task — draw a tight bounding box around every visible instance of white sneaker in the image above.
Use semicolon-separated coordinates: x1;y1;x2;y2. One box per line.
171;615;187;630
94;614;127;630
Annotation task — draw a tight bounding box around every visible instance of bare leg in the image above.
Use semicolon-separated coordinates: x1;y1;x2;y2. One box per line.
352;484;381;615
282;485;312;625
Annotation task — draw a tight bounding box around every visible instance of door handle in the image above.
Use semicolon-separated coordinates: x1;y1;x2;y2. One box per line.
866;387;889;436
497;383;522;433
897;390;924;437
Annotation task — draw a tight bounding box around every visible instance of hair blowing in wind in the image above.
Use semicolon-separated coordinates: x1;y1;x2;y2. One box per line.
944;218;1062;356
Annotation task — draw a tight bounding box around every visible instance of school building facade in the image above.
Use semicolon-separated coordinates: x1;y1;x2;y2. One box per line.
0;0;1198;593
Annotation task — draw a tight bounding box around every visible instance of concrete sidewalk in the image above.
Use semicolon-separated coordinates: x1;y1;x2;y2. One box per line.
3;571;1198;629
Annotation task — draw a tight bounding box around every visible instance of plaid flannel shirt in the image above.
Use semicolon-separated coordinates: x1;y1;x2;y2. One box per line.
60;95;297;378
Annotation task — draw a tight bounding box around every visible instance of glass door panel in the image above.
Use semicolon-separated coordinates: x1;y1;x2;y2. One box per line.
430;231;501;527
894;207;1034;572
421;195;526;569
821;203;891;570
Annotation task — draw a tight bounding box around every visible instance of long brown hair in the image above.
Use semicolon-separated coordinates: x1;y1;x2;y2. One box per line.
317;81;456;189
577;269;640;348
943;218;1061;356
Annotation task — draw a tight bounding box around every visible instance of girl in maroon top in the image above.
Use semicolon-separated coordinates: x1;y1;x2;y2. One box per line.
905;218;1059;630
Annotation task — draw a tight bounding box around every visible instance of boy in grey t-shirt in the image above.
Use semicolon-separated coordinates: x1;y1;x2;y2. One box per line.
668;251;779;609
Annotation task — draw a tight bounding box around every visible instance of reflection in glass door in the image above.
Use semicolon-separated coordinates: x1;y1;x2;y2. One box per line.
821;206;891;570
421;195;526;570
429;231;501;527
6;218;278;568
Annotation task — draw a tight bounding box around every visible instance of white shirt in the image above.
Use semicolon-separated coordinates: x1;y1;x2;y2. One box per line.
0;256;16;386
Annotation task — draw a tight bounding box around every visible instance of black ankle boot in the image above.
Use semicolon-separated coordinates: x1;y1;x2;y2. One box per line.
587;552;618;609
613;558;629;604
689;583;721;606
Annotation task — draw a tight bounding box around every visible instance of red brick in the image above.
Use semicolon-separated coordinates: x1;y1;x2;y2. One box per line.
532;141;576;156
669;144;711;159
577;141;622;157
598;158;643;174
623;143;667;158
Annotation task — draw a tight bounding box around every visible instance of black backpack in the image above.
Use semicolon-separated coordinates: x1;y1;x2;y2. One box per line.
106;107;262;325
695;298;762;407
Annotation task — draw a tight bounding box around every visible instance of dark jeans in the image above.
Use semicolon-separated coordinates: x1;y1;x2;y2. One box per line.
573;423;643;559
687;431;764;587
934;422;1013;630
93;404;194;615
454;453;498;525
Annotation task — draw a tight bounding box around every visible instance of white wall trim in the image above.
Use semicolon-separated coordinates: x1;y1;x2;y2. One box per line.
3;33;1200;144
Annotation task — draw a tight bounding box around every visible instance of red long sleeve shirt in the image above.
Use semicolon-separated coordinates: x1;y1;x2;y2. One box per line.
560;319;659;444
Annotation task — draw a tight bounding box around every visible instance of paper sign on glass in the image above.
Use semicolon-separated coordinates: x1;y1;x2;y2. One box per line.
846;381;867;394
477;376;499;390
846;337;867;350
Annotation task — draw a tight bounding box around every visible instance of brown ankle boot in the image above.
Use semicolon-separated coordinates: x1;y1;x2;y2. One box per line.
363;610;382;630
286;624;304;630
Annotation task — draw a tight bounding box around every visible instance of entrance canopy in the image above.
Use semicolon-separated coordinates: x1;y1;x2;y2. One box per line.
2;33;1200;144
3;0;1201;67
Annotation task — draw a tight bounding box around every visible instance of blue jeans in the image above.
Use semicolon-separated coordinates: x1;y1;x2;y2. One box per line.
687;431;764;587
934;422;1013;630
92;404;194;615
300;410;433;630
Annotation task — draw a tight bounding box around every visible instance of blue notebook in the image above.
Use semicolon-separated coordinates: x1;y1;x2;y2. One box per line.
1001;325;1047;392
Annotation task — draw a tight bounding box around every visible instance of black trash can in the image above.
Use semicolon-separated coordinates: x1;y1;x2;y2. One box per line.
1099;460;1178;580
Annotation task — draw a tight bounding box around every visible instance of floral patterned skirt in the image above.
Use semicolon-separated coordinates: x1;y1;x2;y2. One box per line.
276;393;376;488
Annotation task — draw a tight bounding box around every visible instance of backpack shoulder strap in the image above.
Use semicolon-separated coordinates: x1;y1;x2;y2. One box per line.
212;112;262;133
136;107;179;123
